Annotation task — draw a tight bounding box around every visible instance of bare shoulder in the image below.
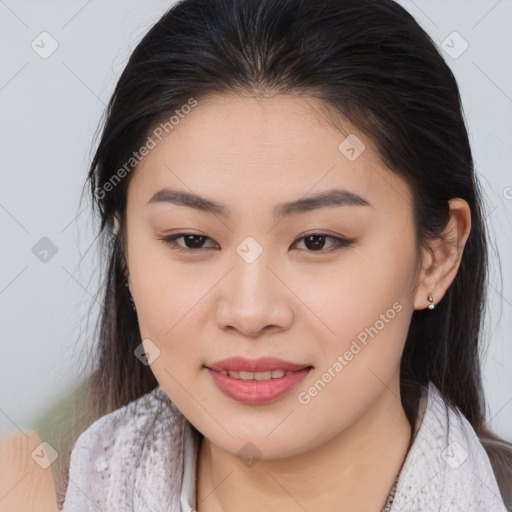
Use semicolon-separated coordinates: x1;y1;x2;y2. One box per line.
0;429;59;512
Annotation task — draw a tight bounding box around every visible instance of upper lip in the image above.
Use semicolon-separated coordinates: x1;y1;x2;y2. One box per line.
206;357;313;373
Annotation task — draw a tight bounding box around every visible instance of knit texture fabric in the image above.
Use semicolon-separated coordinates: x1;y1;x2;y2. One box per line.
61;382;507;511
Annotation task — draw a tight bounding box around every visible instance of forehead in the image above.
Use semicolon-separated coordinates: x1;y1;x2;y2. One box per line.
128;93;413;217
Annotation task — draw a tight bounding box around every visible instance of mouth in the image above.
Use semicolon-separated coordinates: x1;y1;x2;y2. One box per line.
215;369;305;380
206;356;313;375
204;357;314;404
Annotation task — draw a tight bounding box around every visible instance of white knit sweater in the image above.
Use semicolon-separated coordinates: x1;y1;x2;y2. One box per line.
61;382;507;511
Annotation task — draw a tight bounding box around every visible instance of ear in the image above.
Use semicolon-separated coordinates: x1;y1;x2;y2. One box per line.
413;198;471;310
113;213;121;235
113;212;130;283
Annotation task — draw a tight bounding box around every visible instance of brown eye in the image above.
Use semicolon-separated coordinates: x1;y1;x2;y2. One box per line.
159;233;218;252
292;233;355;252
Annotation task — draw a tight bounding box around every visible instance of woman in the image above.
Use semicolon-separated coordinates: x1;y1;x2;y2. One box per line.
60;0;512;510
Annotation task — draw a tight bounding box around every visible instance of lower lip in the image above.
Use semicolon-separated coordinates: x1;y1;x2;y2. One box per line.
206;367;312;404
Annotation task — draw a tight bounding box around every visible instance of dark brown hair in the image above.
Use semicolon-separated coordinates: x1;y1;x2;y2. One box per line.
60;0;512;508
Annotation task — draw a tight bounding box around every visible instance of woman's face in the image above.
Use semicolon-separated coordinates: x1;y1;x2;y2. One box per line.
124;93;422;458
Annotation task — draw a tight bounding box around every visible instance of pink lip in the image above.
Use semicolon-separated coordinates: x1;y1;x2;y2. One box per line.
205;357;313;405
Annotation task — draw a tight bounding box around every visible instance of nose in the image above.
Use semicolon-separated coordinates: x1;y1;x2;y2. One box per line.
215;251;294;338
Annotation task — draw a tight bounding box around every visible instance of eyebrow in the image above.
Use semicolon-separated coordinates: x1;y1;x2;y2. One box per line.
147;187;372;219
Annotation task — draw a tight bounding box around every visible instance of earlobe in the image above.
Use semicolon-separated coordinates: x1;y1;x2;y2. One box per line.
113;213;130;283
113;214;121;235
413;244;440;310
413;198;471;310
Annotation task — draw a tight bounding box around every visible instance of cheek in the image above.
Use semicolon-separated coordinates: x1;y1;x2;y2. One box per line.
297;235;416;375
296;250;411;335
296;296;410;434
135;276;207;341
127;229;210;338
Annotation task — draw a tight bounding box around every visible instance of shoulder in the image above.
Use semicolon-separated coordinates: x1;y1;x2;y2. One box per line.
0;429;58;512
427;385;511;511
391;383;507;511
68;385;177;463
425;383;500;480
61;386;188;511
70;385;179;451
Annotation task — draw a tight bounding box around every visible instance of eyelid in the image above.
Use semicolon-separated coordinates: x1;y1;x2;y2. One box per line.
158;233;218;252
292;232;355;252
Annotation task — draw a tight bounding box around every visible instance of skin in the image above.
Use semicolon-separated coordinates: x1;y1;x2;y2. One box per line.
0;430;58;512
122;93;471;511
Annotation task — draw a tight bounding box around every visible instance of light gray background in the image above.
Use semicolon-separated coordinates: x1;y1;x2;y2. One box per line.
1;0;511;439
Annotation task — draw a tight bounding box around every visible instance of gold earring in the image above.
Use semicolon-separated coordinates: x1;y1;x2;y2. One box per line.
427;293;435;310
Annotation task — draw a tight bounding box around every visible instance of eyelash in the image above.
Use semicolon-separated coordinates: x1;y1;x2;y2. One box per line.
158;232;355;254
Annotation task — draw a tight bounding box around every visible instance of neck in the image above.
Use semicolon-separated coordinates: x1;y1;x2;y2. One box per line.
196;372;412;512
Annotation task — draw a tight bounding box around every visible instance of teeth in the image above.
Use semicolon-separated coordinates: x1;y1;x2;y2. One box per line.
220;369;295;380
244;370;270;380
